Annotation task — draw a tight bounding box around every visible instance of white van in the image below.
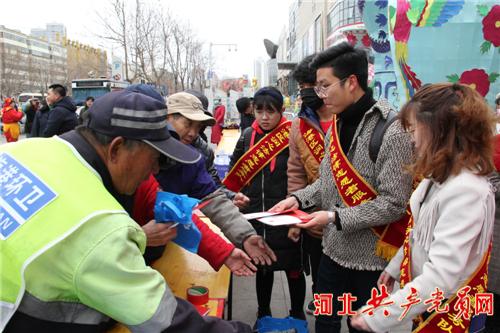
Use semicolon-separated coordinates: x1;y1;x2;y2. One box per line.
18;93;44;108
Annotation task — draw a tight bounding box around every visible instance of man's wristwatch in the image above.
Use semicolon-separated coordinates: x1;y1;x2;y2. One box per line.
327;211;336;225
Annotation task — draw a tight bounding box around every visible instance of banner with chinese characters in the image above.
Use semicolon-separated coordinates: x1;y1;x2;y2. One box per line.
223;121;292;192
299;119;326;164
400;216;492;332
329;116;410;260
360;0;499;109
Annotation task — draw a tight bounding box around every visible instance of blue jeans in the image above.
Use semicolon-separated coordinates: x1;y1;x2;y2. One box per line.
315;254;382;333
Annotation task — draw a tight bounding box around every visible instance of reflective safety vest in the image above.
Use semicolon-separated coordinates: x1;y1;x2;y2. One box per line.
0;137;127;330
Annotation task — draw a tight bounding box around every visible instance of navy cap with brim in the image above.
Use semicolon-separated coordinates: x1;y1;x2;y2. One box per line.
143;136;199;164
87;90;200;164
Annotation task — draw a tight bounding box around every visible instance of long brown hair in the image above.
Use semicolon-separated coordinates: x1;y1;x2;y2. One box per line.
399;83;495;183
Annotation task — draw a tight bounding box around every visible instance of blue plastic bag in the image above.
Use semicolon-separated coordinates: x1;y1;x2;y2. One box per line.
255;316;308;333
154;191;201;253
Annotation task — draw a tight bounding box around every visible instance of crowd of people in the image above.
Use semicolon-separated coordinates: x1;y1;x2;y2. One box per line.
1;41;499;333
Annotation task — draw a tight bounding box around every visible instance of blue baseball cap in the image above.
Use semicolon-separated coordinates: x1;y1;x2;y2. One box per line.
125;84;165;103
86;90;200;164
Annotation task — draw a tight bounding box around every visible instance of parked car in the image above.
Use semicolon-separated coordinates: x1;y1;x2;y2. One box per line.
18;93;44;109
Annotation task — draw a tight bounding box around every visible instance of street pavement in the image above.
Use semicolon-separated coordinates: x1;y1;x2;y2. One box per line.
232;273;411;332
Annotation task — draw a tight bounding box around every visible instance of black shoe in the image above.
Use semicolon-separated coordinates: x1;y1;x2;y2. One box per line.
253;309;272;331
257;307;272;319
306;300;315;315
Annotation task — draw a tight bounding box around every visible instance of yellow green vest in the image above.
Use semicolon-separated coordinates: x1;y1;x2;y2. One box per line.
0;138;126;330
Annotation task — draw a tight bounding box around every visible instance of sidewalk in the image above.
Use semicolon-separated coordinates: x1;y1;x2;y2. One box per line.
231;272;411;333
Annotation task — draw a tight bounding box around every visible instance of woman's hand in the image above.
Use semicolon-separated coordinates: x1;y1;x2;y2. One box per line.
269;196;299;213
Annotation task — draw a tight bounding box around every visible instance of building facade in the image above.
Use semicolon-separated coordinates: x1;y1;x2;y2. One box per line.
0;25;67;98
325;0;367;48
276;0;370;98
64;38;108;83
30;23;67;44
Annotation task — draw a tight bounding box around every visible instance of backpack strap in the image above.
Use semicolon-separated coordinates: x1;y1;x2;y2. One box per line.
369;109;398;163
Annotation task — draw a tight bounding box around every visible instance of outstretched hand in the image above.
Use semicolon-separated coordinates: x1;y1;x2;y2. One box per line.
243;235;277;266
224;248;257;276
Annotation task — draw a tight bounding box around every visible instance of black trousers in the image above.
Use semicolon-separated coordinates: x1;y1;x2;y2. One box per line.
315;254;382;333
256;269;306;318
485;292;500;333
303;232;323;295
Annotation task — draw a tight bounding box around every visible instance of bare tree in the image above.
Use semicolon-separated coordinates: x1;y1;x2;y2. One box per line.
1;50;27;97
96;0;135;81
97;0;209;93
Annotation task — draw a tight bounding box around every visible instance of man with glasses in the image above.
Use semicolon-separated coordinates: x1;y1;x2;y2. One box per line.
272;42;414;333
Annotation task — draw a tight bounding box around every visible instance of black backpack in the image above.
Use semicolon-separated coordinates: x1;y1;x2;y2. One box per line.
368;109;398;163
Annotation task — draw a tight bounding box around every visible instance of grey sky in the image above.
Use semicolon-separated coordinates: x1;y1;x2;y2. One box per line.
3;0;290;78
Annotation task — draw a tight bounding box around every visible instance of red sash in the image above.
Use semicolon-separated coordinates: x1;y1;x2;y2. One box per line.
400;216;491;332
329;115;411;260
299;119;326;164
223;121;292;192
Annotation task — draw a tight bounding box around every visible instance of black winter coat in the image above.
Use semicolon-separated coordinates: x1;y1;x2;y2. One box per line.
30;106;50;137
229;122;302;271
42;96;78;137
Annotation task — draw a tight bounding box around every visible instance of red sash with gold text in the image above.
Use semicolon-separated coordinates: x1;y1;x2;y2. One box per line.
223;121;292;192
299;119;326;165
329;116;411;260
400;217;491;332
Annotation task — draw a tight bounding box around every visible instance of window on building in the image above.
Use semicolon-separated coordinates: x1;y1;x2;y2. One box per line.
327;0;362;35
315;15;322;52
302;32;308;58
3;32;27;44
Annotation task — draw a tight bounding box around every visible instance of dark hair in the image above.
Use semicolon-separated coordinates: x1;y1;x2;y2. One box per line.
86;96;95;102
399;83;495;183
236;97;252;113
311;42;369;91
291;54;317;84
48;84;67;97
254;86;283;112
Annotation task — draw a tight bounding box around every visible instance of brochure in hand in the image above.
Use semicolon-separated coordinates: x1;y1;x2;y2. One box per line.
243;209;310;226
